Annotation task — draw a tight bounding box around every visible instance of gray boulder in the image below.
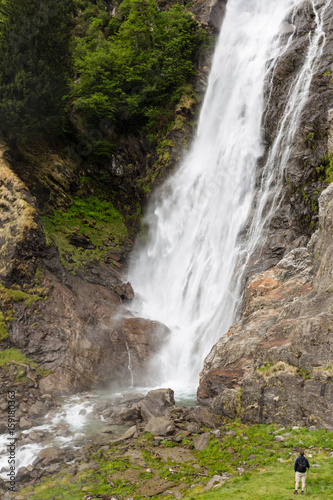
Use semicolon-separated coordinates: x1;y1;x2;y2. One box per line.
33;447;65;467
140;388;175;422
145;416;175;436
193;432;210;451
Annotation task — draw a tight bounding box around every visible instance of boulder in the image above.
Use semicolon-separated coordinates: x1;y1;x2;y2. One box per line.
145;416;176;436
19;417;33;431
30;401;48;416
140;388;175;422
16;466;34;484
193;432;210;451
187;406;221;429
33;447;65;466
205;474;228;490
186;422;201;434
118;425;137;440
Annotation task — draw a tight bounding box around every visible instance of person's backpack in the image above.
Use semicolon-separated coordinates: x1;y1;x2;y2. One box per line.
298;455;307;473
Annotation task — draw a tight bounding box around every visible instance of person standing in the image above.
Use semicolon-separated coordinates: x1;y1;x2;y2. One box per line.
294;449;310;494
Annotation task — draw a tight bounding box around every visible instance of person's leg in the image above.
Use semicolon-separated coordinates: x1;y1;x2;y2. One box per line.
301;473;306;493
294;472;300;493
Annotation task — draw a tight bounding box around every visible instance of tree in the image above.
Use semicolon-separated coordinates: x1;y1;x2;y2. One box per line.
72;0;204;135
0;0;75;144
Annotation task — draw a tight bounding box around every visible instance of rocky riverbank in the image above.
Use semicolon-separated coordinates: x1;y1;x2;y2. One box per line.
1;387;333;500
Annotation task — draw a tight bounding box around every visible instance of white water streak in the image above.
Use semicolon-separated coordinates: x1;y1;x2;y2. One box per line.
128;0;328;392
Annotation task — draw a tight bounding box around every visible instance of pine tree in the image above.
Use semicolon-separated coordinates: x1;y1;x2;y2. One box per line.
0;0;75;144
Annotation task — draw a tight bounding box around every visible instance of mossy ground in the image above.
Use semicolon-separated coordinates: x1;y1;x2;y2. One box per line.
0;311;9;340
20;420;333;499
0;348;51;382
41;196;129;272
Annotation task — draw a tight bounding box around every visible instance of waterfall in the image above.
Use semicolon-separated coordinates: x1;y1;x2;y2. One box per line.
128;0;327;393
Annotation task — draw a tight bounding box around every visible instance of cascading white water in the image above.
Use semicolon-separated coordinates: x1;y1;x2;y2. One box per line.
128;0;328;392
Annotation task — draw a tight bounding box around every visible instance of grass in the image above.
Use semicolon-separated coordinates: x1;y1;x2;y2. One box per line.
0;348;52;381
0;311;9;340
190;458;333;499
20;421;333;499
41;196;128;272
0;282;45;308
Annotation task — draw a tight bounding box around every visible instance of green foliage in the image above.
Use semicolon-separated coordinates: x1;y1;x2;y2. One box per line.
0;0;75;144
41;196;128;272
317;154;333;183
0;312;9;341
72;0;208;136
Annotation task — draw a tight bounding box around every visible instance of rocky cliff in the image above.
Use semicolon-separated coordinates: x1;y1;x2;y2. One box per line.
198;0;333;429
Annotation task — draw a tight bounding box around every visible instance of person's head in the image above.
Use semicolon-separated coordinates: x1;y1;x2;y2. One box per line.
300;450;304;456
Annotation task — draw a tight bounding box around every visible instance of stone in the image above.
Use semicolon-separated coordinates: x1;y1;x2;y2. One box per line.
186;422;201;434
15;467;33;484
33;446;65;466
273;436;285;442
30;401;48;416
19;417;33;430
225;430;235;436
187;407;221;429
205;474;227;490
145;416;175;436
140;388;175;422
119;425;137;440
69;234;94;249
193;432;210;451
114;282;134;301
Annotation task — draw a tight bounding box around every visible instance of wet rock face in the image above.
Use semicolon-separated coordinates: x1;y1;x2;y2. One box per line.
198;184;333;429
249;1;333;272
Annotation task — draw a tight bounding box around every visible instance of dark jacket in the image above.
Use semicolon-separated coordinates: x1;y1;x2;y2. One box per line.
294;455;310;473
